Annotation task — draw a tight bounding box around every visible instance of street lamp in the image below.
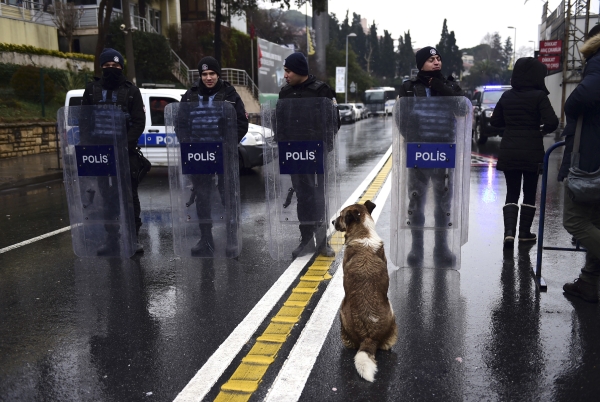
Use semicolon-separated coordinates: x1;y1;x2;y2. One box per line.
508;26;517;68
345;33;356;103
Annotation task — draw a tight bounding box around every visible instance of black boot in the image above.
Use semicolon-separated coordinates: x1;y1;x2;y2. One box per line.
433;231;456;268
191;225;214;257
518;204;537;242
503;203;519;247
407;230;424;267
315;226;335;257
292;225;315;258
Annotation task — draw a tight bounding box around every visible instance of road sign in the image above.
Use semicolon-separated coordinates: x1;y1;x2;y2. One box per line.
350;82;356;93
539;40;562;55
538;55;560;70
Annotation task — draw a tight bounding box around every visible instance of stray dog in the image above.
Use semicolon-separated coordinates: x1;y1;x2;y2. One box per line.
332;200;397;382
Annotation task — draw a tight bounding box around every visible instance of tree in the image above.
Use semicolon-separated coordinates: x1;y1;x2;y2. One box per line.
94;0;115;76
397;31;415;78
365;21;379;75
436;19;463;79
52;2;84;53
378;30;395;82
502;37;513;70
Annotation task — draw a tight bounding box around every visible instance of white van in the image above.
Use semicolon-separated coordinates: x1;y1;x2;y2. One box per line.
65;88;271;168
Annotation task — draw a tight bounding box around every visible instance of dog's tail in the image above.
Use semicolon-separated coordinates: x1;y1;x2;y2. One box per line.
354;338;378;382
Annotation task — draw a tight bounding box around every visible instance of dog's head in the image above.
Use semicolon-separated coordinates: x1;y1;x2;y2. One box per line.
332;200;376;232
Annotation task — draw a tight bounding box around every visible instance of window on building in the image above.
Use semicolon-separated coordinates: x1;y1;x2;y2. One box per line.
181;0;208;21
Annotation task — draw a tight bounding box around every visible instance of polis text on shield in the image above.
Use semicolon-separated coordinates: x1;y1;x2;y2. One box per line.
286;150;316;161
83;154;109;164
415;151;447;162
188;152;216;162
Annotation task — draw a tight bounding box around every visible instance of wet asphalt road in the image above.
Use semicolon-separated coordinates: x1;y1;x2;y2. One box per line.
2;120;600;401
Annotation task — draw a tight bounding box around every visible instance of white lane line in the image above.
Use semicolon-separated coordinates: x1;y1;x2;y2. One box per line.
0;226;71;254
173;145;393;402
264;174;392;402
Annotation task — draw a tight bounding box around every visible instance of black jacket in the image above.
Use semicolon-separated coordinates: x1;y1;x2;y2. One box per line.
398;73;463;98
491;58;559;172
81;76;146;150
278;75;341;129
558;34;600;180
180;79;248;142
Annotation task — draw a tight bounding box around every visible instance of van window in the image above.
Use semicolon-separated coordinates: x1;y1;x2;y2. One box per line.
150;97;179;126
69;97;83;107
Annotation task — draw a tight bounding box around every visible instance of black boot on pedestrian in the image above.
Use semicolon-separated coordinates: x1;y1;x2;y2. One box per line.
518;204;537;242
292;235;315;259
433;231;456;268
502;203;519;247
191;226;214;257
407;231;424;267
563;278;599;303
315;226;335;257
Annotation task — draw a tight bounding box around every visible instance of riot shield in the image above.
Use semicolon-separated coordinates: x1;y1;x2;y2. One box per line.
165;101;241;258
390;96;472;269
57;105;136;258
261;97;340;260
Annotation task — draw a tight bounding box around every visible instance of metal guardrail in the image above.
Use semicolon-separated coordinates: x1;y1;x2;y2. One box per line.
171;49;189;87
0;0;55;26
188;68;260;101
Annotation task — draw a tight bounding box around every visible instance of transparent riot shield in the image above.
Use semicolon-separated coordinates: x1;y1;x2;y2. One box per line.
165;101;241;258
58;105;136;258
390;96;472;269
261;97;340;260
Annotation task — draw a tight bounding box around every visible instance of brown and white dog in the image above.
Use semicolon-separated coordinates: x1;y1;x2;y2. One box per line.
332;200;397;382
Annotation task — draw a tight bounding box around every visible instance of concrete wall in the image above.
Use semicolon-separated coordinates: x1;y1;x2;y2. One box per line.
0;52;94;71
0;122;57;159
0;19;59;50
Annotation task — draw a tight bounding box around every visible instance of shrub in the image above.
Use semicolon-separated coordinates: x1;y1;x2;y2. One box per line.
0;63;19;87
0;43;94;61
10;66;56;103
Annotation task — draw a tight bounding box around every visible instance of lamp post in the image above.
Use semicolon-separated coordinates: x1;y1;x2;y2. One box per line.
508;26;517;68
345;33;356;103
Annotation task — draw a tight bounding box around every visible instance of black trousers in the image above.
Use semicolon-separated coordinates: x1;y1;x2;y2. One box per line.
290;173;326;239
407;168;453;228
95;174;140;235
503;170;538;205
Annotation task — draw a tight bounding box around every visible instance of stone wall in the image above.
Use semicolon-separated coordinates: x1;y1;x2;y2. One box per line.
0;122;58;159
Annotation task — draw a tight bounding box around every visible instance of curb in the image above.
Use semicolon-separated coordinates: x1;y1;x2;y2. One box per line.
0;172;63;192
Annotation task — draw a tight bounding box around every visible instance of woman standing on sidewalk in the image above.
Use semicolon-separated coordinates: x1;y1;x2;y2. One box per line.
490;57;559;247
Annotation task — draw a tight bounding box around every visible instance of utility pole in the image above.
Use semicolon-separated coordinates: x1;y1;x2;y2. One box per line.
312;1;329;79
121;0;137;83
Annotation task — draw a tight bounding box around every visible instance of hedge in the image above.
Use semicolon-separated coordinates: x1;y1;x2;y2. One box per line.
0;43;94;61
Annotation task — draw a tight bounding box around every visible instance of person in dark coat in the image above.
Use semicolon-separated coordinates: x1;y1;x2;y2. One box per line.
490;57;559;247
397;46;464;268
81;48;147;255
559;24;600;302
278;52;340;258
179;56;248;257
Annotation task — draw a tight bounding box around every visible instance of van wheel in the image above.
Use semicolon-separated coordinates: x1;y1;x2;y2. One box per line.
475;123;488;144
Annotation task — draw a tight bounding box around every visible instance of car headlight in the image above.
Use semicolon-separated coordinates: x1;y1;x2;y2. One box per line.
484;109;494;117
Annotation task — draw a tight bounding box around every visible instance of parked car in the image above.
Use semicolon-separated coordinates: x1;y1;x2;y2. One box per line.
338;103;360;123
351;102;369;119
471;85;511;144
384;98;395;115
64;88;272;169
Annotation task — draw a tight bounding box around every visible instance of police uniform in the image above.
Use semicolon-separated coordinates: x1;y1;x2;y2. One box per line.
80;48;146;255
398;46;463;267
278;74;340;257
178;57;248;257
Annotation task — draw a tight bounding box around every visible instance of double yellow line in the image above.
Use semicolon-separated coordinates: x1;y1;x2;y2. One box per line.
215;155;393;402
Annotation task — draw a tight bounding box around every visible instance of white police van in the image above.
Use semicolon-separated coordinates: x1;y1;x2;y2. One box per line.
65;87;271;168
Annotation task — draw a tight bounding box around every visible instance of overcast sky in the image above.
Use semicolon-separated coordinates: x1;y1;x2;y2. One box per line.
261;0;600;52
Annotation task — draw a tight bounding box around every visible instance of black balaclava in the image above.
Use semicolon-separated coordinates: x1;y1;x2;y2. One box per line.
102;67;124;89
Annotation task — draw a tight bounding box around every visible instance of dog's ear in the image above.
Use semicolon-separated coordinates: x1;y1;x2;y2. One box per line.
364;200;376;215
344;209;361;226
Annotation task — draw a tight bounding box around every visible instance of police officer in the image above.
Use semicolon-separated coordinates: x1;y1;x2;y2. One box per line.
398;46;463;267
278;52;340;258
81;48;147;255
179;56;248;256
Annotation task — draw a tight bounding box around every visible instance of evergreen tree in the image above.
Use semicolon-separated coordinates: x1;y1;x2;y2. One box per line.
397;31;415;78
378;30;395;82
502;36;513;69
436;19;463;79
366;21;379;75
351;13;368;70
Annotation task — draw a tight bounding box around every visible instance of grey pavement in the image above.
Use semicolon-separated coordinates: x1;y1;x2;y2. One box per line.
0;151;63;191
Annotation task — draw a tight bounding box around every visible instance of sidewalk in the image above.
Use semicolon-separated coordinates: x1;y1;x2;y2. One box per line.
0;152;63;191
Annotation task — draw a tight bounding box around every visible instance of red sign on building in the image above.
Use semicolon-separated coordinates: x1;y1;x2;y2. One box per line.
538;55;561;70
539;40;563;55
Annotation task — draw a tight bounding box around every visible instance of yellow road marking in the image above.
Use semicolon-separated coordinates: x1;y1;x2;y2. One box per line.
214;155;393;402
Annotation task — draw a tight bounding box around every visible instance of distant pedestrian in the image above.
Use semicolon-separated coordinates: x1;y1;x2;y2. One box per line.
490;57;559;247
558;24;600;303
